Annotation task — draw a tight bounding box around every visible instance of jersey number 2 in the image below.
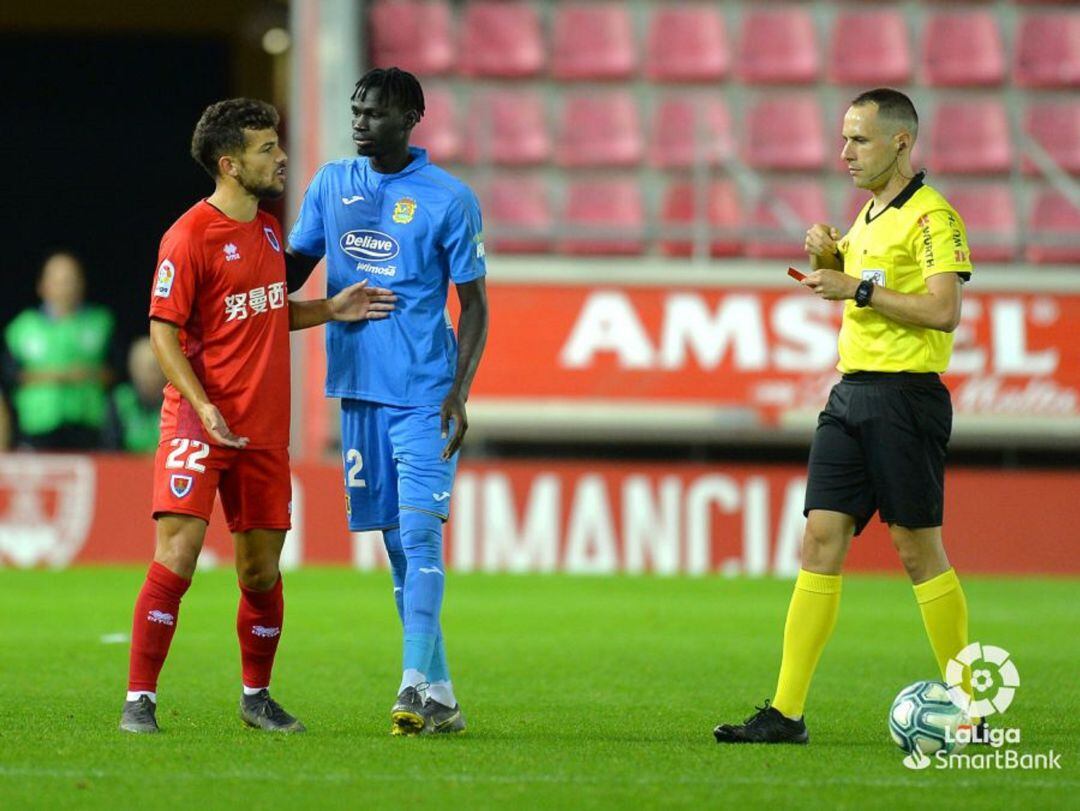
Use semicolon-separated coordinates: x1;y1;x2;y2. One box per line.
166;438;210;473
345;448;367;489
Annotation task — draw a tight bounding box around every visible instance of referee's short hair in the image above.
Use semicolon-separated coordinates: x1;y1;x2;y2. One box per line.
851;88;918;139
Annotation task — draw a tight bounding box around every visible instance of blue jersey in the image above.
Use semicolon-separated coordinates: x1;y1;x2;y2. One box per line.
288;147;486;407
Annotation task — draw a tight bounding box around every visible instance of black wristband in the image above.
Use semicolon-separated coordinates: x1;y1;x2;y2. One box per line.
854;279;875;308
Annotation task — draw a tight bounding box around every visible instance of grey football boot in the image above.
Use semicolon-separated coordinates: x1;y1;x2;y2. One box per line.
420;698;466;735
240;689;306;732
119;695;160;734
390;685;427;736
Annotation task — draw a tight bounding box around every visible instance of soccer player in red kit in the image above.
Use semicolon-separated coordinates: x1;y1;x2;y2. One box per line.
119;99;395;734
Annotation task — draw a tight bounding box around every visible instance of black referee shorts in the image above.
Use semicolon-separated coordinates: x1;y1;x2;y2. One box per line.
804;372;952;536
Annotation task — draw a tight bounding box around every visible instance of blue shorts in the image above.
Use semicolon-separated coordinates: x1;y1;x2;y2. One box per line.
340;399;459;531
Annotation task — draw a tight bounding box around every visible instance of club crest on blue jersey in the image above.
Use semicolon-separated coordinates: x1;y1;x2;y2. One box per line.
170;474;194;498
392;197;417;224
264;226;281;252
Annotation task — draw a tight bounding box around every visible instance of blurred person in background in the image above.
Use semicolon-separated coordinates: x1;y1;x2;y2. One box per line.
104;337;166;453
3;251;115;450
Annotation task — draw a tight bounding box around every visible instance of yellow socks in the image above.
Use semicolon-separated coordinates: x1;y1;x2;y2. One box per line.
771;569;842;719
914;567;971;699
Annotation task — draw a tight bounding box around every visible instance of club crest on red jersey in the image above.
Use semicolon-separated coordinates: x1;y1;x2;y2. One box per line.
264;226;281;252
169;474;194;498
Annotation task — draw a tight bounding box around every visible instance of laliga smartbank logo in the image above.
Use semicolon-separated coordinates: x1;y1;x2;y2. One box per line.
902;642;1061;772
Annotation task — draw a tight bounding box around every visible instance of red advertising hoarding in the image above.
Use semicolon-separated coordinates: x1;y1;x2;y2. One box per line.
0;454;1074;575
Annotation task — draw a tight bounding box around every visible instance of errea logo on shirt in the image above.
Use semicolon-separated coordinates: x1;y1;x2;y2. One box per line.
340;230;400;262
223;243;241;262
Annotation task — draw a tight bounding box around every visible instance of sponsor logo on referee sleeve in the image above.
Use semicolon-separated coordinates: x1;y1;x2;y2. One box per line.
918;214;935;268
155;260;175;297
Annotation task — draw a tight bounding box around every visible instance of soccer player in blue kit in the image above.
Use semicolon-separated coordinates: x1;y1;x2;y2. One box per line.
285;68;489;736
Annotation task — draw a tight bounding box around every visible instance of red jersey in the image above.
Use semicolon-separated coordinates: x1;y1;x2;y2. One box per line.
149;200;290;449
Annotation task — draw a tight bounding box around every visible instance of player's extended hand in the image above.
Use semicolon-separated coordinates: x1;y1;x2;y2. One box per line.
804;224;841;259
196;402;249;448
439;389;468;461
329;280;397;322
804;269;860;301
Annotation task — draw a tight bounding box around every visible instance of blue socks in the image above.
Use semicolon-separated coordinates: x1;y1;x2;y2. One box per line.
384;516;450;682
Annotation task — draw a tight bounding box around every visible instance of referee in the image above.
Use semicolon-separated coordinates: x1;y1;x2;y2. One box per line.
714;88;977;744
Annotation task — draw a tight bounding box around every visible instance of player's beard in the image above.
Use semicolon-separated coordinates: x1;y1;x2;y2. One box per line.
237;165;285;200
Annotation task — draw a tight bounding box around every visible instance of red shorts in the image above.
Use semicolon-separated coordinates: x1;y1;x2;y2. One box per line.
151;438;291;533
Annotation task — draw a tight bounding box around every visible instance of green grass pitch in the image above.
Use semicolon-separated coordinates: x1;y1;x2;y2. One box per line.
0;569;1076;809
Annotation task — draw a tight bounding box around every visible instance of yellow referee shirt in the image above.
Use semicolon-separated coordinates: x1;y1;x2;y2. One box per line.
836;174;973;373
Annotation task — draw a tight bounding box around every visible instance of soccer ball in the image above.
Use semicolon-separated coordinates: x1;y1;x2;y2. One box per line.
888;680;969;756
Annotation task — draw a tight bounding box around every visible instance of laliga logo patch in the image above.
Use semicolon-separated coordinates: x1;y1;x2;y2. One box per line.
155;260;175;298
170;474;194;498
392;197;417;224
264;226;281;252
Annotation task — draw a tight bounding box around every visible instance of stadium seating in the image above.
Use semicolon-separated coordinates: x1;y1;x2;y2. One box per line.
558;179;646;256
644;6;729;82
369;0;454;76
921;11;1005;87
746;181;829;258
941;184;1018;263
484;175;553;254
409;86;460;163
1014;13;1080;88
464;90;550;166
736;7;820;85
551;3;636;80
1026;191;1080;264
556;91;644;168
659;180;743;258
648;96;735;169
744;95;826;171
1023;103;1080;176
827;9;911;86
458;1;545;78
927;101;1012;175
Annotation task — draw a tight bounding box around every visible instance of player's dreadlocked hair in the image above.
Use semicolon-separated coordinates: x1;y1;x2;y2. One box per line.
351;67;425;121
851;88;919;139
190;98;280;179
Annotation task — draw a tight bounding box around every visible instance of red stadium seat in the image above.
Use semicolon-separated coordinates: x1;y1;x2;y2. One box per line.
1014;13;1080;89
827;10;911;86
645;6;729;82
464;91;550;166
736;8;819;85
369;0;455;76
939;184;1018;263
552;3;636;80
458;1;545;78
410;86;460;163
659;180;743;258
483;175;553;254
921;12;1005;86
556;91;644;168
558;179;645;256
648;96;735;169
744;95;826;171
746;181;830;259
1023;103;1080;176
927;101;1012;175
1026;191;1080;264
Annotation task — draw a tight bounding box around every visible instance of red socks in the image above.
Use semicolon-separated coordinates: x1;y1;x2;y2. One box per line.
127;561;191;692
237;576;284;689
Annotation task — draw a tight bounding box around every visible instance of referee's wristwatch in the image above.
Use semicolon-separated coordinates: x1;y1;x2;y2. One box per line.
854;279;875;308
